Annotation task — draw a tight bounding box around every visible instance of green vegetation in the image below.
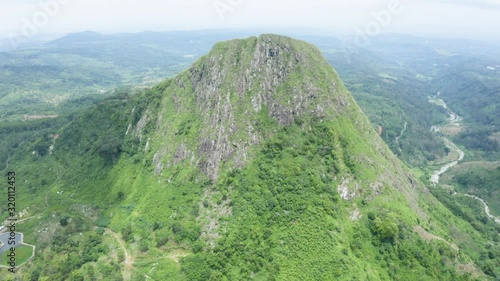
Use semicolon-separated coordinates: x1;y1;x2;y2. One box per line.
321;35;500;168
454;128;499;160
0;30;235;123
177;121;473;280
0;245;34;267
430;186;500;278
443;164;500;216
323;40;450;168
0;33;498;280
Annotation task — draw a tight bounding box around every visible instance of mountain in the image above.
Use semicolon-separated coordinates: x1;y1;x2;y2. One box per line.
48;30;105;44
0;30;254;124
3;35;497;280
44;30;254;69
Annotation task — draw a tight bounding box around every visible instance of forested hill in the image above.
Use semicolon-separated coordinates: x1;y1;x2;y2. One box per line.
2;34;497;280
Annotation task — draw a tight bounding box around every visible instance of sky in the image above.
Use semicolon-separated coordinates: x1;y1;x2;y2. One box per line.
1;0;500;41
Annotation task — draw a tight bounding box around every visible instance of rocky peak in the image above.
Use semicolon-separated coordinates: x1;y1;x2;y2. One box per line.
172;34;354;179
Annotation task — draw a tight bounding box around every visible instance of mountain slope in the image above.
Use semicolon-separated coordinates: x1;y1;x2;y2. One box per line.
4;35;495;280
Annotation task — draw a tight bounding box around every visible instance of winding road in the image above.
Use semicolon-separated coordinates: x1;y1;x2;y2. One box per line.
428;96;465;185
428;96;499;225
0;232;36;269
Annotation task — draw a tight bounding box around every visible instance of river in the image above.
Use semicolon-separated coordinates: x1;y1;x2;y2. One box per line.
428;96;499;225
428;96;465;185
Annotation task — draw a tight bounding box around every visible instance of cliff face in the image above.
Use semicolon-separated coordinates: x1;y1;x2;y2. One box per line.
180;35;349;180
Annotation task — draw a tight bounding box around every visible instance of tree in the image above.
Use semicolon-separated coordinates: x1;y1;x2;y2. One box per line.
69;269;84;281
181;255;212;281
116;191;125;202
156;229;169;248
121;225;133;242
138;240;149;252
29;269;40;281
152;222;160;231
95;137;122;164
372;216;399;243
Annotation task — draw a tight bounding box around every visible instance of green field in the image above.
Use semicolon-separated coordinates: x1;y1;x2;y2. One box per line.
0;244;34;268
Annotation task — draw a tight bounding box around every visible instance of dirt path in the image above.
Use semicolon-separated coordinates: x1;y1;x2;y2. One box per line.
395;121;407;146
105;228;134;281
16;233;36;268
167;250;189;263
22;115;59;121
5;154;11;170
413;225;459;251
15;216;35;225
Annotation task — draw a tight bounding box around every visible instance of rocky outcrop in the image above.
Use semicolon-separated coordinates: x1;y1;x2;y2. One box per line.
182;35;352;180
140;34;428;226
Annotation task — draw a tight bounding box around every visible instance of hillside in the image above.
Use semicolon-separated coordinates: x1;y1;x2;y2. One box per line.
2;35;498;280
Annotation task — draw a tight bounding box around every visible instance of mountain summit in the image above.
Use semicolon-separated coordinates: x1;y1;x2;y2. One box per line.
19;34;486;280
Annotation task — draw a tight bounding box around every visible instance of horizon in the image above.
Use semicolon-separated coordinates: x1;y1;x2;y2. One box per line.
1;0;500;48
3;27;500;53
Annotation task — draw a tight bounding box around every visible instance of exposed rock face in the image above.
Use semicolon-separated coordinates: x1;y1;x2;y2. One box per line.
180;35;352;180
131;34;428;225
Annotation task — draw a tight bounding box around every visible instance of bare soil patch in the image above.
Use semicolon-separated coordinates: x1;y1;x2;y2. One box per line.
441;125;462;136
413;225;458;251
23;115;59;120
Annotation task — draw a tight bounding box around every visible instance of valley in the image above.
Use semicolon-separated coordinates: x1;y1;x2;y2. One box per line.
0;32;498;280
428;96;500;225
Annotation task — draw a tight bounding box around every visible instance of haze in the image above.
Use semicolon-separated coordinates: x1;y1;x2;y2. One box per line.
1;0;500;41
